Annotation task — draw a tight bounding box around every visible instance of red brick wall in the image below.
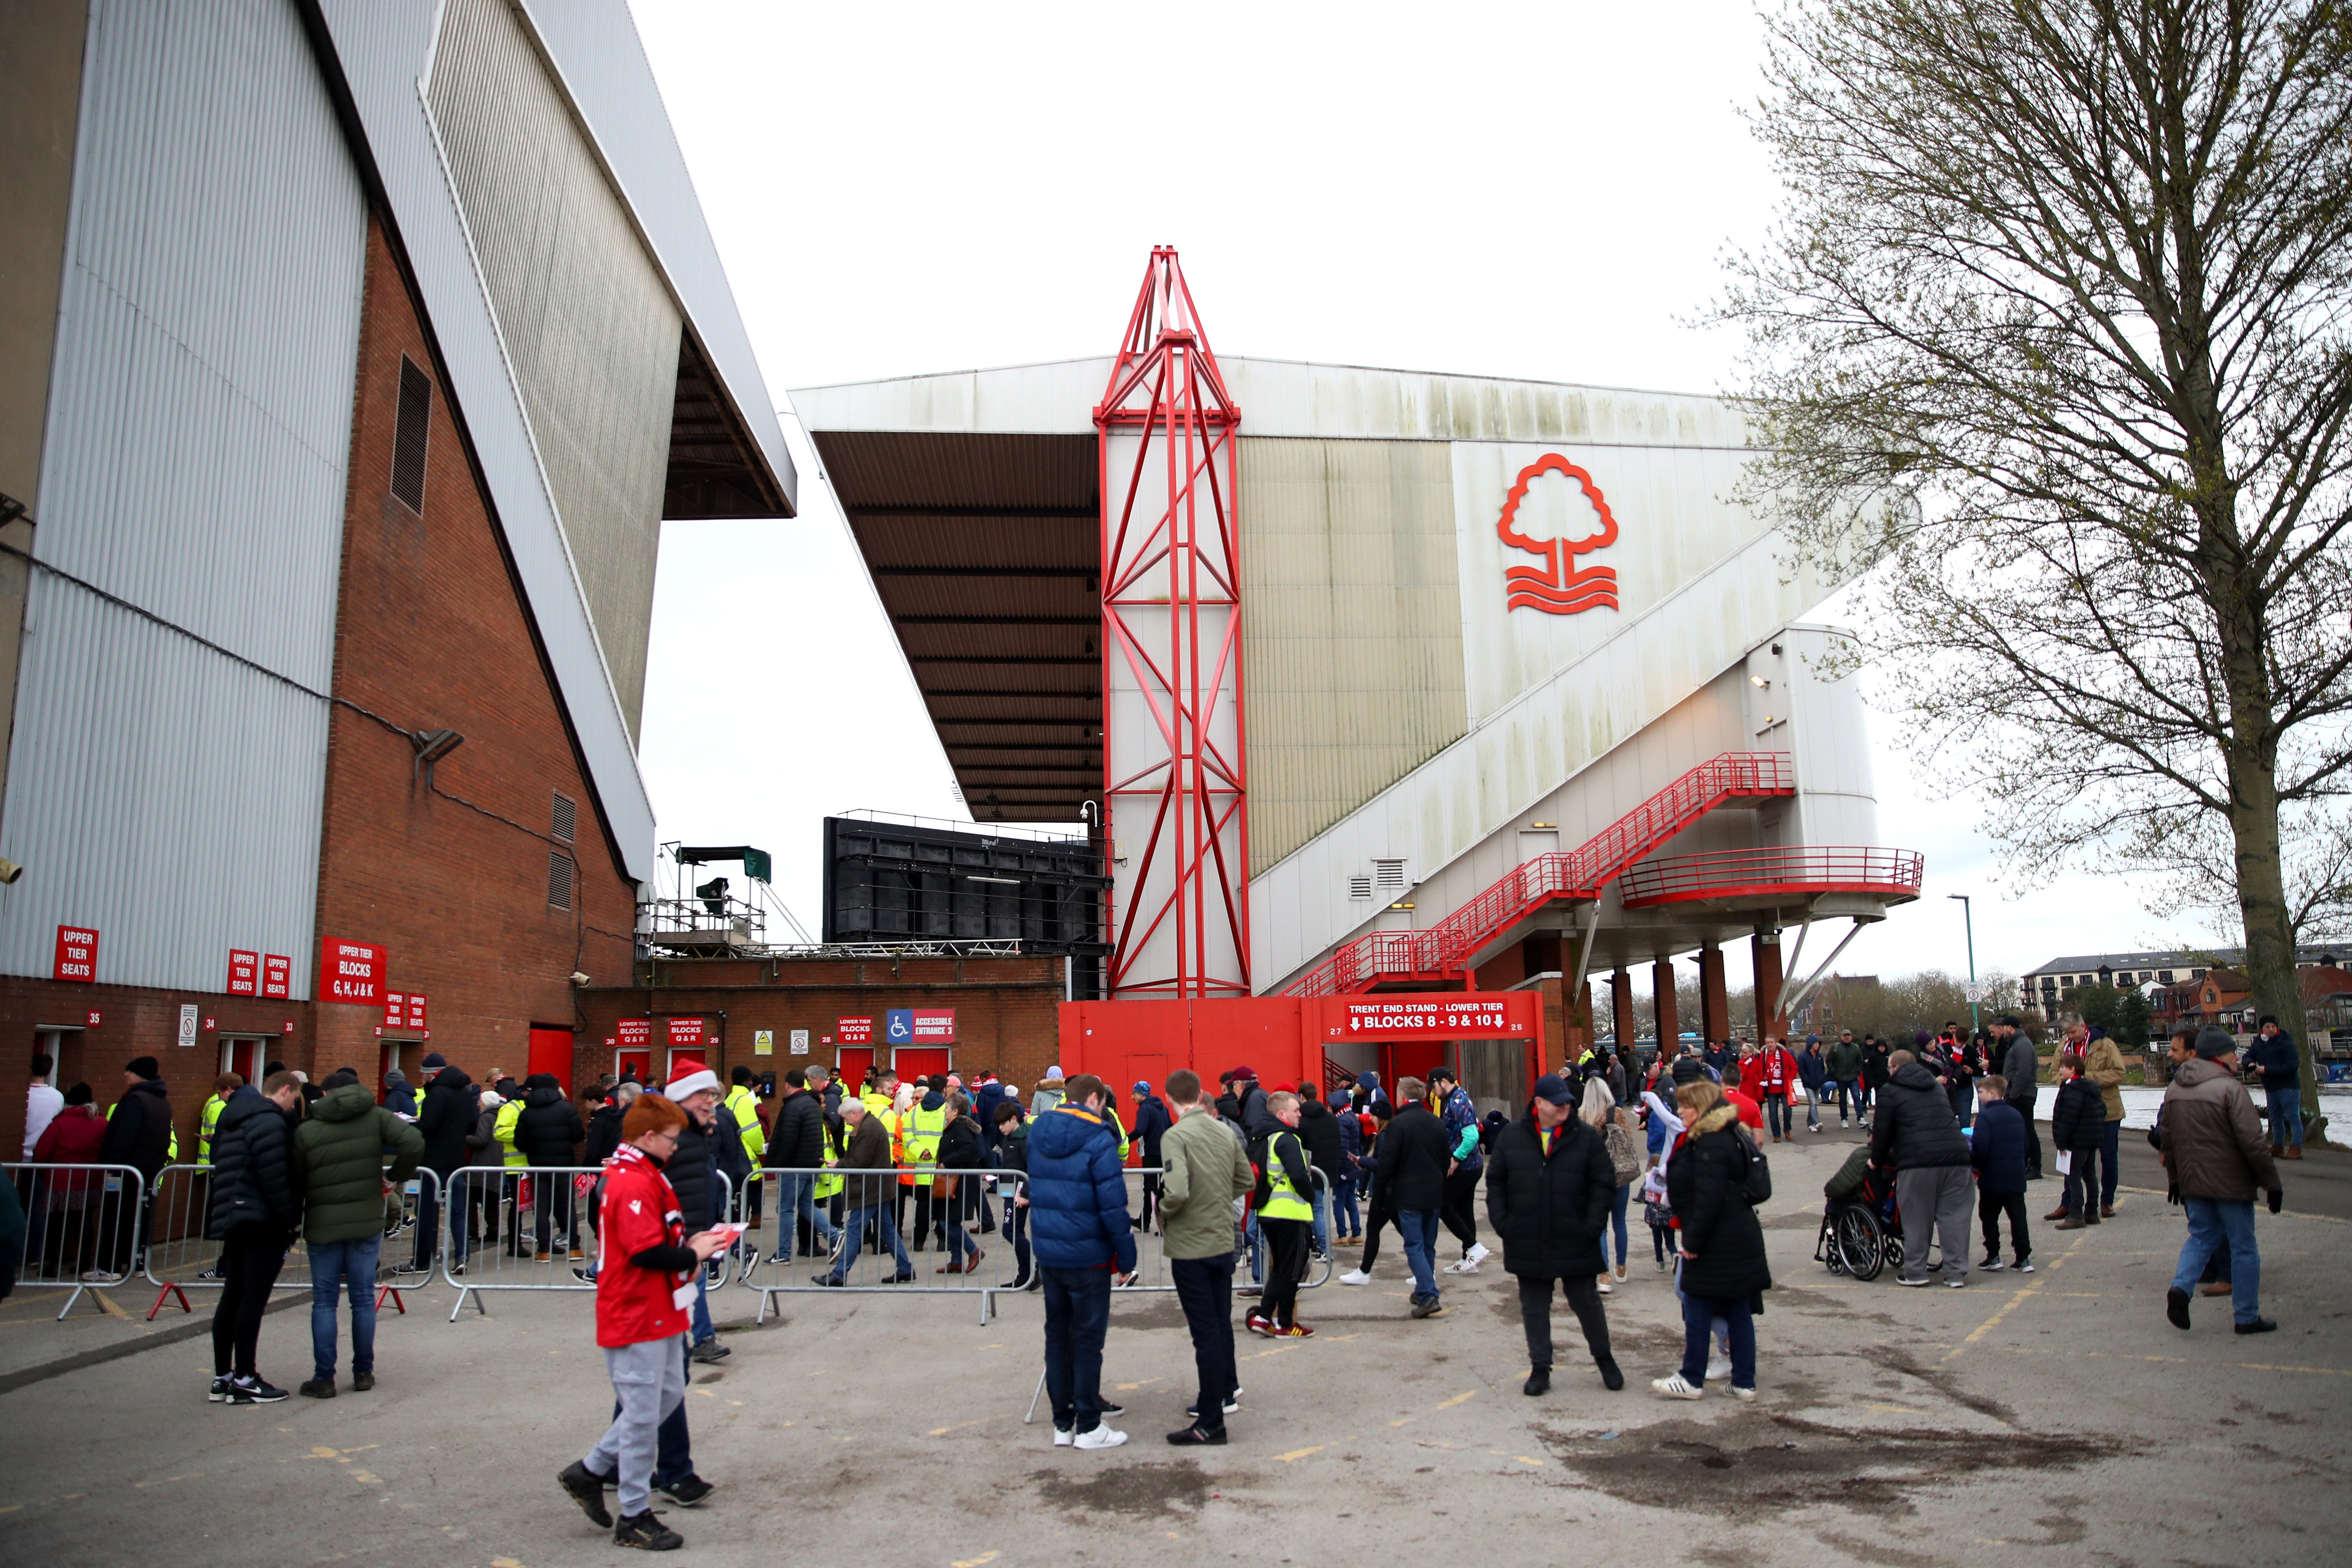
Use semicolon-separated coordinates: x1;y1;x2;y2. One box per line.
308;218;636;1091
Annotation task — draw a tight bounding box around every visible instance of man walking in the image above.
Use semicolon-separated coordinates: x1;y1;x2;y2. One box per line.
1155;1069;1255;1444
811;1097;910;1285
1375;1076;1451;1318
2163;1026;2284;1335
1486;1073;1622;1396
1998;1017;2043;1180
1244;1091;1317;1339
1870;1049;1973;1288
763;1068;839;1264
1825;1031;1863;1127
1427;1066;1489;1274
2250;1017;2303;1160
294;1069;425;1397
1025;1073;1137;1449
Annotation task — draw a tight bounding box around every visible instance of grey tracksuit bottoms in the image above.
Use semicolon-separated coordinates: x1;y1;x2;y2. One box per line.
586;1332;688;1516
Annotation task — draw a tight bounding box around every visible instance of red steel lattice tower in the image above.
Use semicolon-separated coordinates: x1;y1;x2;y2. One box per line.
1096;248;1249;998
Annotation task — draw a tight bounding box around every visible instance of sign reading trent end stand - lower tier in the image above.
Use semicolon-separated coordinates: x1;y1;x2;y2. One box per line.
1325;993;1536;1040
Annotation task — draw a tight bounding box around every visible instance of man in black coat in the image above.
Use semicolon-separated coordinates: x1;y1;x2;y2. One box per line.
1870;1050;1974;1288
1292;1084;1345;1256
762;1068;838;1263
515;1075;586;1261
1373;1076;1452;1317
204;1073;304;1403
1485;1074;1622;1396
98;1056;175;1274
412;1057;475;1271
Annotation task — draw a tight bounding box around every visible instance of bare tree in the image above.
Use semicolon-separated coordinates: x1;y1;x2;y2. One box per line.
2141;802;2352;948
1720;0;2352;1139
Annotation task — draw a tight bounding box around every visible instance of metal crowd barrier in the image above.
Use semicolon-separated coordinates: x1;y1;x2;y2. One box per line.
1116;1165;1334;1300
4;1162;146;1320
738;1166;1029;1325
443;1167;729;1322
140;1163;315;1317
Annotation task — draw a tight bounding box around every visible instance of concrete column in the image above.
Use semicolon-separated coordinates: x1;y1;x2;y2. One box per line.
1612;970;1637;1052
1752;930;1785;1037
1652;957;1679;1051
1700;942;1729;1045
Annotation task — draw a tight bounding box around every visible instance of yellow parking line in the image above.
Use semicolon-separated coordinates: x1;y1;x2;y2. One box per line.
1275;1446;1323;1462
1433;1390;1477;1410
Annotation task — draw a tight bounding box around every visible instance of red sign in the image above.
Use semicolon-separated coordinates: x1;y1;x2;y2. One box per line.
1497;454;1620;615
1324;994;1535;1040
837;1016;873;1045
405;992;428;1031
912;1008;956;1042
86;1010;102;1027
52;926;98;983
227;949;259;996
318;938;386;1004
282;1021;295;1034
384;990;406;1026
617;1018;651;1050
261;954;292;1000
667;1017;704;1049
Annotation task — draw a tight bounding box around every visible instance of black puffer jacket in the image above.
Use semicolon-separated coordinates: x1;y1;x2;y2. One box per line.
1868;1062;1971;1170
1666;1105;1771;1299
416;1067;476;1174
515;1080;585;1167
1373;1102;1450;1212
765;1087;827;1170
205;1087;300;1237
100;1078;175;1183
583;1100;626;1167
670;1102;750;1229
1484;1112;1613;1279
2049;1075;2106;1152
1295;1096;1345;1179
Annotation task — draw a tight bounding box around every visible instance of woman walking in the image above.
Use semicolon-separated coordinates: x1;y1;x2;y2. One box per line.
1580;1081;1641;1291
1653;1079;1771;1401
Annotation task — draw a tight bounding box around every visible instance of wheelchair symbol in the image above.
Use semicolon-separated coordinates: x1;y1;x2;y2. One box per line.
887;1010;913;1043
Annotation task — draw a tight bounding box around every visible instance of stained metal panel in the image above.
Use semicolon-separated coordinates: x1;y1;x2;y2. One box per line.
0;0;364;995
429;0;682;742
1240;438;1467;873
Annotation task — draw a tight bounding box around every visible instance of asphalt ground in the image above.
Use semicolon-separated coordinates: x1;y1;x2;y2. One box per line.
2;1122;2347;1567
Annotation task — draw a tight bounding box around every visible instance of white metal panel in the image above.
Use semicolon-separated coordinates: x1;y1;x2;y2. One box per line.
317;0;657;881
0;0;363;994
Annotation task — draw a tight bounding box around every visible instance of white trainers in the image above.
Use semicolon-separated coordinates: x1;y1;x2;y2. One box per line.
1466;1242;1491;1266
1706;1355;1733;1382
1730;1386;1758;1403
1442;1257;1479;1275
1053;1427;1073;1447
1596;1275;1614;1295
1651;1373;1703;1400
1337;1268;1371;1286
1072;1425;1128;1451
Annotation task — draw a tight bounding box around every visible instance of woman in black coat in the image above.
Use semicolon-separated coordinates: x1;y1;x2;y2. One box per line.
934;1093;986;1274
1483;1075;1622;1395
1659;1079;1770;1400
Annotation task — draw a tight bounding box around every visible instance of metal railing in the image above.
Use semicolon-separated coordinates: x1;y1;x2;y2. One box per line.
442;1167;730;1321
738;1166;1030;1325
1618;845;1925;906
4;1163;145;1320
140;1163;311;1317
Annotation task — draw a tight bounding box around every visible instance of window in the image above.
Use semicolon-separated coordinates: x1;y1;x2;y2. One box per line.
551;790;576;844
548;851;575;911
392;356;431;512
2159;970;2174;984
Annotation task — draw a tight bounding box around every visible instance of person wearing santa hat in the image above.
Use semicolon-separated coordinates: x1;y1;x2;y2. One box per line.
659;1060;748;1367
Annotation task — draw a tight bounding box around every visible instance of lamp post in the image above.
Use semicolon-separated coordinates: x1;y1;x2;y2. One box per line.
1948;894;1979;1034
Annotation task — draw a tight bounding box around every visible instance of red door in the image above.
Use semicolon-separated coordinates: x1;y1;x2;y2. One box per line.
893;1047;950;1085
528;1026;574;1097
837;1046;874;1093
222;1039;259;1084
616;1048;650;1084
1381;1039;1449;1095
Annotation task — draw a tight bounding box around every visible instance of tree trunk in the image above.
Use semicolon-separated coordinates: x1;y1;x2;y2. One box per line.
2220;675;2323;1146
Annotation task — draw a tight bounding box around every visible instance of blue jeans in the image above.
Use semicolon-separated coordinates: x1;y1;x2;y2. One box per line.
1041;1265;1112;1432
1765;1094;1789;1139
1680;1289;1755;1388
2267;1086;2303;1148
309;1235;380;1379
1398;1208;1440;1302
1332;1171;1361;1237
831;1202;911;1281
2172;1197;2262;1325
1602;1182;1631;1270
776;1173;839;1257
2099;1118;2121;1206
690;1274;715;1344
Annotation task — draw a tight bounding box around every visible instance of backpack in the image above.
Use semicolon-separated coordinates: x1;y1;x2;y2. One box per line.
1603;1118;1642;1186
1733;1126;1773;1205
1246;1129;1272;1209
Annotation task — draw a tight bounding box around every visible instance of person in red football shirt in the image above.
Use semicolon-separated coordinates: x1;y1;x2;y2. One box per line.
557;1094;734;1551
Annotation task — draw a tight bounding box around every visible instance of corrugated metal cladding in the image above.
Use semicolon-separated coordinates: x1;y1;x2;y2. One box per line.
1240;438;1467;875
0;0;365;997
428;0;682;743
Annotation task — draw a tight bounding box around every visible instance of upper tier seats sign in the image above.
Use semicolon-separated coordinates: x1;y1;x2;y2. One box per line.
1497;454;1620;615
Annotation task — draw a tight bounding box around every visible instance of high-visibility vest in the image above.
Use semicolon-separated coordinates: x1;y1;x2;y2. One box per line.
1106;1105;1130;1165
724;1085;766;1163
1259;1127;1313;1221
814;1127;843;1201
199;1094;226;1165
860;1088;892;1117
496;1099;526;1167
905;1102;946;1188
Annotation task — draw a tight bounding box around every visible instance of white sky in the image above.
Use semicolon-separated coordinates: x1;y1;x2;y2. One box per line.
627;0;2217;994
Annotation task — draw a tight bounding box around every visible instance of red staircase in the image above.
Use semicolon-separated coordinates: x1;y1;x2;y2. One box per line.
1287;752;1795;996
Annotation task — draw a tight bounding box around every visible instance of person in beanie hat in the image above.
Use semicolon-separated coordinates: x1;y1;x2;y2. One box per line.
101;1056;174;1276
1485;1073;1622;1396
557;1093;734;1550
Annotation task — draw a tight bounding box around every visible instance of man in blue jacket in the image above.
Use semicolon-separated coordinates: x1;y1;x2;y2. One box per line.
2250;1017;2303;1159
1025;1073;1138;1451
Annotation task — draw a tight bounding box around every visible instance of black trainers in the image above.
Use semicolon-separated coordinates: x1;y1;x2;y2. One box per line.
557;1461;613;1527
655;1473;714;1507
1599;1359;1625;1392
612;1509;683;1551
1410;1296;1444;1319
1097;1402;1126;1418
2166;1285;2192;1329
811;1272;843;1287
1186;1391;1241;1418
1165;1424;1227;1445
2234;1317;2279;1335
688;1338;729;1365
298;1377;336;1399
1523;1368;1551;1396
229;1374;288;1405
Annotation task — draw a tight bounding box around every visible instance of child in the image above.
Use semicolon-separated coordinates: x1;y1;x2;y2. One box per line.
1969;1075;2033;1272
1641;1161;1674;1271
2048;1058;2106;1231
557;1093;731;1551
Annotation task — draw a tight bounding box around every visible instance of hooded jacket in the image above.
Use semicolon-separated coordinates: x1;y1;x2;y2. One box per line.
1484;1111;1613;1279
515;1079;586;1168
416;1067;476;1174
1666;1104;1772;1300
206;1087;300;1237
1131;1092;1172;1166
294;1082;425;1243
1868;1062;1972;1170
1155;1106;1253;1262
1825;1039;1864;1082
2160;1056;2282;1203
583;1099;627;1167
99;1078;174;1183
1294;1094;1345;1177
381;1071;418;1118
1024;1103;1138;1274
2001;1033;2040;1105
2250;1029;2299;1091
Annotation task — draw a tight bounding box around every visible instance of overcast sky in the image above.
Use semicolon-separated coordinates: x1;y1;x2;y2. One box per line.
625;0;2218;995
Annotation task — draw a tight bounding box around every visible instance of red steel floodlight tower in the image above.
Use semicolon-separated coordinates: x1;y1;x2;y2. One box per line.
1096;248;1249;998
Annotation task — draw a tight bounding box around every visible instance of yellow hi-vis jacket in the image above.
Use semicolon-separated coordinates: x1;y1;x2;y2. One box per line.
495;1098;525;1167
1259;1127;1314;1222
904;1101;946;1188
198;1093;227;1165
724;1084;766;1164
815;1123;844;1201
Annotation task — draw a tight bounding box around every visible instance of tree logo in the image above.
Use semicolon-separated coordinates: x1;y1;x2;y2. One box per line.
1495;454;1620;615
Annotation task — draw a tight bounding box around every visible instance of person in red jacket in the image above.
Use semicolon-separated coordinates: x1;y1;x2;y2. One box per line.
1755;1036;1801;1144
557;1094;732;1551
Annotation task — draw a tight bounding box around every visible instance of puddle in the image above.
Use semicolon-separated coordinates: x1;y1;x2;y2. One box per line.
1029;1458;1231;1517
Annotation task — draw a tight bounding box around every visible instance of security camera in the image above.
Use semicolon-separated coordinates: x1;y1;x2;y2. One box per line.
0;858;20;885
570;971;592;986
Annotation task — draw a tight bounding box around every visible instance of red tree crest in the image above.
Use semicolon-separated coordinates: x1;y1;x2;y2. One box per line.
1496;454;1620;614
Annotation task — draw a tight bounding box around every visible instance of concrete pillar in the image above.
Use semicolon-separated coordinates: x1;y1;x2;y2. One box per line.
1700;942;1729;1045
1752;930;1785;1037
1612;970;1637;1052
1652;957;1679;1051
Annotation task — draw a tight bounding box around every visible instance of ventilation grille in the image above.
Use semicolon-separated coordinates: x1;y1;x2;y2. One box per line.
1373;858;1409;894
392;356;432;512
551;790;576;843
548;851;575;910
1348;875;1373;900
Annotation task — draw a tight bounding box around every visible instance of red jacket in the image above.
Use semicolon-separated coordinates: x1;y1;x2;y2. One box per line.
1758;1048;1798;1095
594;1145;692;1349
33;1106;108;1201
